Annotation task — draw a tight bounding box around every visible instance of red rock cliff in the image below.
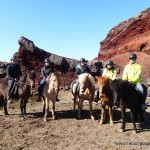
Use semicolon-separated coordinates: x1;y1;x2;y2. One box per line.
98;7;150;82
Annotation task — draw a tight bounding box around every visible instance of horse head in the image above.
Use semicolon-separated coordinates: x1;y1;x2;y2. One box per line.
97;76;111;99
78;73;95;94
110;79;122;106
46;73;60;92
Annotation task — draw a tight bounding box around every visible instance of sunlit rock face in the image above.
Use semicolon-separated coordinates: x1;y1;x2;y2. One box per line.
97;7;150;82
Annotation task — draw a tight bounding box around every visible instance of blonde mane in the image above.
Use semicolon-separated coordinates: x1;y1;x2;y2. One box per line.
78;73;95;87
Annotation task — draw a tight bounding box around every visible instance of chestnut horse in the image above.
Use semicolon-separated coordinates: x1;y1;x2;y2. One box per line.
96;76;113;125
71;73;95;120
42;73;60;122
0;70;35;119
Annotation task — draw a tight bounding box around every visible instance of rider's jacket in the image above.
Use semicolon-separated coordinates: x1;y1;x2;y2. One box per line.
102;68;117;80
41;66;54;79
75;64;91;76
122;62;142;84
7;63;22;80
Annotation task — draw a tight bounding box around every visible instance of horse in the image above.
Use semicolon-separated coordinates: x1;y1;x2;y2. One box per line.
110;79;147;134
0;70;35;119
71;73;95;120
41;73;60;122
96;76;114;125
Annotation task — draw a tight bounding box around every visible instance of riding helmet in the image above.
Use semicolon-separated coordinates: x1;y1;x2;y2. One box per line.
107;60;114;66
44;58;50;63
129;53;137;60
80;58;86;62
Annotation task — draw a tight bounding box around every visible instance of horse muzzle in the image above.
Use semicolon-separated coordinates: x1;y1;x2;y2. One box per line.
113;100;119;106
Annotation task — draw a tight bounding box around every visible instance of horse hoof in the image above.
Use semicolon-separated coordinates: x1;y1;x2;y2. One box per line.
132;130;137;134
20;117;25;121
52;116;55;120
99;121;103;125
44;118;47;122
91;116;95;121
5;112;9;115
119;129;124;133
110;121;114;125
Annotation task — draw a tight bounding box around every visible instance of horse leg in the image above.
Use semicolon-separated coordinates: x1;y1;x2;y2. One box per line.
23;99;27;117
109;105;113;125
43;98;45;115
44;98;49;122
99;105;105;125
131;109;137;134
78;99;83;119
89;100;94;120
73;99;76;113
20;99;24;119
120;105;126;132
4;98;9;115
51;100;56;119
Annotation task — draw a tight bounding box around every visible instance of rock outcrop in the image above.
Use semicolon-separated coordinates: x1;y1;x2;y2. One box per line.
97;7;150;81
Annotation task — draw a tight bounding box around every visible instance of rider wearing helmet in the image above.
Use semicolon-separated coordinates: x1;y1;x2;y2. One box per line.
38;58;54;101
72;58;91;100
102;60;117;80
122;53;147;110
75;58;91;75
7;55;22;106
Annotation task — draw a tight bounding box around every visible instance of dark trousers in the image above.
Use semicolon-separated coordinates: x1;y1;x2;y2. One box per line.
38;79;46;97
7;79;15;100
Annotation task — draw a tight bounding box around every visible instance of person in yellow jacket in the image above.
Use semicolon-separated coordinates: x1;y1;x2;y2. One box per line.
102;60;117;80
122;53;147;110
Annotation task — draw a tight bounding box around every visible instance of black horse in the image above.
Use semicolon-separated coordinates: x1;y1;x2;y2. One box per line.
110;79;147;134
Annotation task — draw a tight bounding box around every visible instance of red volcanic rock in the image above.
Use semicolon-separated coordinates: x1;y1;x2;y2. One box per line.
97;7;150;81
98;7;150;60
14;41;78;89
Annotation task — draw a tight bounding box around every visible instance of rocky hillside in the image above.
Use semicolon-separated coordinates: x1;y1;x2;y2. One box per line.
1;37;101;89
97;7;150;81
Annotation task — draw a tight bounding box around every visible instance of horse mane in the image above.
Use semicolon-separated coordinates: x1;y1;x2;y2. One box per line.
110;79;137;93
97;76;111;86
78;73;95;86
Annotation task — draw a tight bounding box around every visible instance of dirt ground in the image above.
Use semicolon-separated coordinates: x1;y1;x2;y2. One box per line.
0;90;150;150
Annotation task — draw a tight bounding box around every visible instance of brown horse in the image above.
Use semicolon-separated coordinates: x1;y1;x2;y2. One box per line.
96;76;114;125
42;73;60;122
72;73;95;120
0;70;35;119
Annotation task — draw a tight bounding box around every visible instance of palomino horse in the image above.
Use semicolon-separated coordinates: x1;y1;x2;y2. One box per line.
0;70;35;119
71;73;95;120
96;76;113;125
42;73;60;122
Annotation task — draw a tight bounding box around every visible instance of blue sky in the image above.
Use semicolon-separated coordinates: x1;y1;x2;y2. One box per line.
0;0;150;62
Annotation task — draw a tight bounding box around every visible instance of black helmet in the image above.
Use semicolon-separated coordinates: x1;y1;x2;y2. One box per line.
80;58;86;62
107;60;114;66
44;58;50;63
129;53;137;59
11;55;18;61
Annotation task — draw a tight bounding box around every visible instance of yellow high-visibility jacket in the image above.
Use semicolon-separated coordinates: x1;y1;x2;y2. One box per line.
102;68;117;80
122;62;142;84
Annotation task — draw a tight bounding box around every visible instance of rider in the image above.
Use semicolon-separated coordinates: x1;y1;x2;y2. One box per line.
7;55;22;105
102;60;117;80
38;58;54;101
122;53;147;110
72;58;91;100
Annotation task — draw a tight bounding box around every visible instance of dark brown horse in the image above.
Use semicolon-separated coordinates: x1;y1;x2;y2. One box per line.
96;76;114;125
0;70;35;119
